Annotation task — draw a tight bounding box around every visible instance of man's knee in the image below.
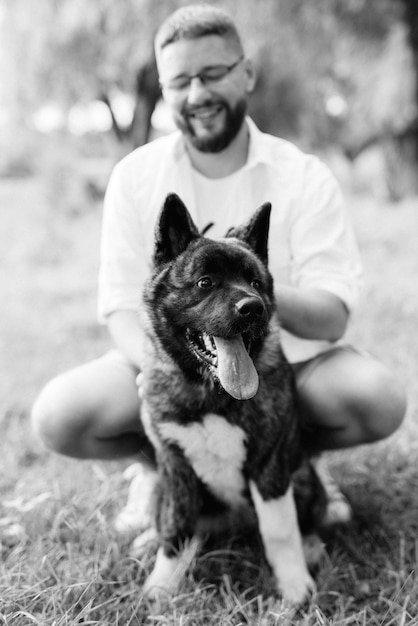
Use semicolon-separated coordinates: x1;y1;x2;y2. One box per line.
31;374;87;456
296;350;407;448
354;363;407;441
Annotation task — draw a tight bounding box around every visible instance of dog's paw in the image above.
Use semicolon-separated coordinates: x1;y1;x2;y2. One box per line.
279;570;316;607
114;464;158;536
302;533;325;570
322;496;352;527
143;537;201;599
143;572;176;599
143;550;182;598
130;527;159;558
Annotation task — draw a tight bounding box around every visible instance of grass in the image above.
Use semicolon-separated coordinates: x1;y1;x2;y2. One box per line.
1;173;418;625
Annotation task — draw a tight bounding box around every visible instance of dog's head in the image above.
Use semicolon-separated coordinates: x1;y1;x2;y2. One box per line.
145;193;274;400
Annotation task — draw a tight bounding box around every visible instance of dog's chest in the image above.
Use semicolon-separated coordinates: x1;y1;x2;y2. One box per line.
159;414;247;507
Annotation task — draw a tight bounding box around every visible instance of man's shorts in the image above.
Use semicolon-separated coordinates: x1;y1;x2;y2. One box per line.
99;345;365;392
291;345;366;392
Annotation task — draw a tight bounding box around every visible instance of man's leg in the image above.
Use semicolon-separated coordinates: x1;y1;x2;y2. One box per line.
293;346;407;452
31;350;157;534
31;350;153;462
293;346;407;524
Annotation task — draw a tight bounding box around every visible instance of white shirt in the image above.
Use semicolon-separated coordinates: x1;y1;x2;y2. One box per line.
99;118;362;363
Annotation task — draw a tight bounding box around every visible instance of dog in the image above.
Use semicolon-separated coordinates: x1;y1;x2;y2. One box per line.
138;193;325;606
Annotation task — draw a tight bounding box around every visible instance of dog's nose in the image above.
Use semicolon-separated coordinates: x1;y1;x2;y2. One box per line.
235;296;265;319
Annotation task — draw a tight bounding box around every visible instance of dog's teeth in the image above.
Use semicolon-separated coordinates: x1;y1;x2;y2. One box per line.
203;334;213;353
187;330;219;368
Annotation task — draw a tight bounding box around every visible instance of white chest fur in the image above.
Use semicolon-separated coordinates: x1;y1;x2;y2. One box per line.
158;413;247;507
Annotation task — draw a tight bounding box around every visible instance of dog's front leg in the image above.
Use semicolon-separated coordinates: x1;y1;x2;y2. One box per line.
249;481;315;606
143;444;201;598
144;534;202;599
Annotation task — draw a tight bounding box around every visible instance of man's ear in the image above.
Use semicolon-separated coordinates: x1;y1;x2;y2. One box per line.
244;58;256;94
226;202;271;264
154;193;200;267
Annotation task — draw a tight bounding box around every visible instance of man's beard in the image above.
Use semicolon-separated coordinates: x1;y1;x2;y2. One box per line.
174;98;247;153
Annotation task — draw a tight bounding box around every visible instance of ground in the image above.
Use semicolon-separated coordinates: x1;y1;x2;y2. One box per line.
0;174;418;625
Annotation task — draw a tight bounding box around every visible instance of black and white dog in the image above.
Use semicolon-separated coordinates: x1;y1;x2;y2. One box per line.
137;194;325;605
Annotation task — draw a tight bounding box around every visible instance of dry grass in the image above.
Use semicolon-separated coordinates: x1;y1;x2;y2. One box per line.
1;175;418;625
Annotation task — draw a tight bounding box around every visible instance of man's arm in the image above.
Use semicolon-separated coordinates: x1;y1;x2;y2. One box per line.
272;156;361;345
107;288;349;368
275;285;349;342
106;310;149;370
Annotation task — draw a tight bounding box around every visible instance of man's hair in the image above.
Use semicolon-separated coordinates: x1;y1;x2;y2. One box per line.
155;4;243;55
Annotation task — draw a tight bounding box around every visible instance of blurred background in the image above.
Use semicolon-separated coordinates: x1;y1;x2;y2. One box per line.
1;0;417;200
0;0;417;452
1;4;418;619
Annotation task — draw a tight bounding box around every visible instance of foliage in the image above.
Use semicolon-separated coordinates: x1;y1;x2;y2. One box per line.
1;0;415;151
3;0;152;106
234;0;413;147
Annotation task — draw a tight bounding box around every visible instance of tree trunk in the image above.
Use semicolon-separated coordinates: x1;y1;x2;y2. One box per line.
131;58;160;148
100;58;160;149
401;0;418;159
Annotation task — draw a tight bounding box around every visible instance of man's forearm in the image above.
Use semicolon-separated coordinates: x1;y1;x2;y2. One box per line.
106;288;347;366
275;285;349;341
106;309;149;370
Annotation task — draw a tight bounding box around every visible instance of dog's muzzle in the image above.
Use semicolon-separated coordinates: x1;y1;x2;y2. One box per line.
235;296;265;320
186;330;259;400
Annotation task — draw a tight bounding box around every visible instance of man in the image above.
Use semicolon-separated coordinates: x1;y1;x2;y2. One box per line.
32;5;406;533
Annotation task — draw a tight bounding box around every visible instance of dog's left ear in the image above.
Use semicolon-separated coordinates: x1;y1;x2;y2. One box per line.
154;193;200;266
227;202;271;264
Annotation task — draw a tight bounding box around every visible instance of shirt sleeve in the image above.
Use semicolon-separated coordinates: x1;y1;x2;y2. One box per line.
97;161;150;323
289;157;363;312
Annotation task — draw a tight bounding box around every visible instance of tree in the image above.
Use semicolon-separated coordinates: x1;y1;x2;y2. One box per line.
400;0;418;157
2;0;174;146
2;0;415;165
402;0;418;103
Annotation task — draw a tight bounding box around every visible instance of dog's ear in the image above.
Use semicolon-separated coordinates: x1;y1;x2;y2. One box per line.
154;193;200;266
226;202;271;264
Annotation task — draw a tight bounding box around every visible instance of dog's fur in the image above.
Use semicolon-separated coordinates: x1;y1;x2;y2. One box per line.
139;193;325;605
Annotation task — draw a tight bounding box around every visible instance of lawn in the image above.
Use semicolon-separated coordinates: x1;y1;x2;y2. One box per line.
1;173;418;625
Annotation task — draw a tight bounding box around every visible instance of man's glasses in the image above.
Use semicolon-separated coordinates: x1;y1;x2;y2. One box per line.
160;55;245;93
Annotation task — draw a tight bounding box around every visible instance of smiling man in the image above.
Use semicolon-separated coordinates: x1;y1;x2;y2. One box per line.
32;5;406;535
155;9;257;180
156;25;251;157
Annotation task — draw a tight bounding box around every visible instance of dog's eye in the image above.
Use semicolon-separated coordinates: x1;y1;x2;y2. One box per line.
251;279;262;290
197;276;213;289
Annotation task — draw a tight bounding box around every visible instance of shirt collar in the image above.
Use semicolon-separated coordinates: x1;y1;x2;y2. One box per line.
244;117;271;170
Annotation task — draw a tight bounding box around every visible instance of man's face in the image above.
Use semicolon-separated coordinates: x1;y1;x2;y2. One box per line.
157;35;254;153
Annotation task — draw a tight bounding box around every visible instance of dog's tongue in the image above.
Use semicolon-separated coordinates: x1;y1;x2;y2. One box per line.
213;334;259;400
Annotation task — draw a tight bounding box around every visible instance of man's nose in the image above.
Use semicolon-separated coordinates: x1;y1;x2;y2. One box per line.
187;76;209;104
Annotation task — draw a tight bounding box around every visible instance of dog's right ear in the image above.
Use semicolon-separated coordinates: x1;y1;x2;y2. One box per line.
154;193;200;267
226;202;271;265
